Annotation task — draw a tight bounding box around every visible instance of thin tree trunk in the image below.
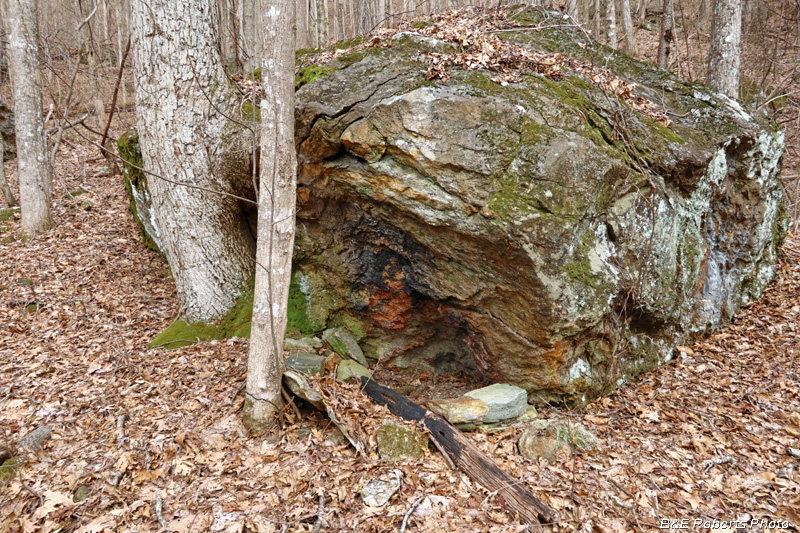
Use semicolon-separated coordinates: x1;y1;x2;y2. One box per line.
566;0;580;24
4;0;52;238
0;139;17;207
244;0;297;433
130;0;255;323
621;0;636;52
657;0;674;68
78;0;109;142
593;0;602;41
708;0;742;98
603;0;617;47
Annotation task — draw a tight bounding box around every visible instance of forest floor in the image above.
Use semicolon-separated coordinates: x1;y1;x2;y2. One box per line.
2;10;800;529
1;138;799;533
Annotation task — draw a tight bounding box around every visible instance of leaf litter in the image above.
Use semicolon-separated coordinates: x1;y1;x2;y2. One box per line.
1;77;799;533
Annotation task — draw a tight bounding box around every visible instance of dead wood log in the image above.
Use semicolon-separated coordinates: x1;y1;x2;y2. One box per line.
360;377;557;528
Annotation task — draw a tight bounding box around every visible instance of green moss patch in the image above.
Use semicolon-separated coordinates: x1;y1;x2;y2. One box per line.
151;272;327;349
150;282;255;349
287;272;326;336
0;208;15;223
0;456;25;481
295;65;334;90
118;131;161;253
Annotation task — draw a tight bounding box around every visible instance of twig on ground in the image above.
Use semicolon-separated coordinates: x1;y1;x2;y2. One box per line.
115;414;127;443
400;496;424;533
428;430;456;470
281;385;302;419
155;489;167;527
312;493;326;533
21;481;44;514
701;455;735;472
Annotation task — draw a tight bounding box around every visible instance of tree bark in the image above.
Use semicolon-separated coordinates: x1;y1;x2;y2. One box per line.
243;0;297;433
4;0;52;238
130;0;255;323
621;0;636;53
566;0;580;24
657;0;674;68
239;0;264;74
603;0;617;48
708;0;742;99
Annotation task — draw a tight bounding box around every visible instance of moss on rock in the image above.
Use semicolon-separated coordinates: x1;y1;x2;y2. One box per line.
118;131;161;253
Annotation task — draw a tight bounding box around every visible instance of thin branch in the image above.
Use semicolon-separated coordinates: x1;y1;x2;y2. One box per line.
69;125;258;205
101;36;132;150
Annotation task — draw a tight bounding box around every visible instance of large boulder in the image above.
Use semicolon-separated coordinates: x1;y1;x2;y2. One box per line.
291;8;786;403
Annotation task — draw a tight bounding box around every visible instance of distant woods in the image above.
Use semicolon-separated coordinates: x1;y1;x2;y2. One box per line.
14;0;800;97
3;0;800;221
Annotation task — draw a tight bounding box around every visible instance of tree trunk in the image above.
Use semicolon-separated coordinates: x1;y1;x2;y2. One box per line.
621;0;636;52
708;0;742;99
603;0;617;47
657;0;674;68
239;0;263;74
566;0;580;24
217;0;242;74
593;0;602;41
4;0;52;238
130;0;255;323
243;0;297;433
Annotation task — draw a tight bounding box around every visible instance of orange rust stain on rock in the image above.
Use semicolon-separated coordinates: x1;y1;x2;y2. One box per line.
366;262;413;330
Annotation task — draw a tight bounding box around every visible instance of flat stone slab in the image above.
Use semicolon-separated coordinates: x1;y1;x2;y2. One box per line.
427;397;489;424
464;384;527;423
284;352;325;376
360;477;401;507
284;336;323;351
323;328;367;366
336;359;371;383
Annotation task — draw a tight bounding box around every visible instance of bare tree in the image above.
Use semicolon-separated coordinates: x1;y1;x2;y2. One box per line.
602;0;617;47
566;0;580;23
708;0;742;98
130;0;255;323
621;0;636;53
243;0;297;433
4;0;52;237
657;0;674;68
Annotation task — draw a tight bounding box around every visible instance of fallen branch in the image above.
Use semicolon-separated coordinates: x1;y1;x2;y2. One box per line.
115;414;126;443
701;455;735;472
360;377;556;529
400;496;424;533
154;489;167;527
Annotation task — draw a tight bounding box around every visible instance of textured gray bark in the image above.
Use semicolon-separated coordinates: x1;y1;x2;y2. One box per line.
603;0;617;47
244;0;297;432
708;0;742;99
657;0;674;68
621;0;636;52
238;0;263;74
5;0;52;237
566;0;580;24
130;0;255;323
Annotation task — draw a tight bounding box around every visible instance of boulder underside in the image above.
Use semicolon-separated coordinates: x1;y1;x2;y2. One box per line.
125;8;787;404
